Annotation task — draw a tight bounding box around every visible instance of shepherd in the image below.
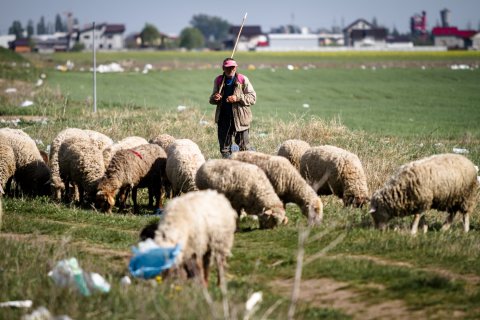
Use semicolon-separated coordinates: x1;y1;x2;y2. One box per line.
209;13;256;158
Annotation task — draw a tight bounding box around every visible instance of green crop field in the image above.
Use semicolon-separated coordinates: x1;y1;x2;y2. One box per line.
1;50;480;319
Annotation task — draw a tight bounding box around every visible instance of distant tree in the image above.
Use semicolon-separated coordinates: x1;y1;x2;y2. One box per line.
141;23;161;47
179;27;204;50
71;42;85;52
37;16;46;35
55;14;65;32
8;20;23;38
27;20;34;37
190;14;230;48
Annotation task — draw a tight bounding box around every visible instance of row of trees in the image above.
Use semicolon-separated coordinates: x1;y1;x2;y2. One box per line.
8;14;71;38
139;14;231;50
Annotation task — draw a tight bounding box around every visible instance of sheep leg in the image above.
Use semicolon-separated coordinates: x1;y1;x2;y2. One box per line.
147;186;154;208
216;254;226;287
132;187;139;214
410;213;422;235
463;213;470;233
441;212;457;231
202;250;212;286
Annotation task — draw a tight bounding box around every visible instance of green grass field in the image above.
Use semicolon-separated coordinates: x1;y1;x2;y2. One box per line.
1;50;480;319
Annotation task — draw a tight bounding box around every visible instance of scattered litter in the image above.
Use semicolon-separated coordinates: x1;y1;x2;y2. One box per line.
56;65;68;72
452;147;469;154
177;105;187;112
5;88;17;93
120;276;132;286
46;145;51;154
134;67;140;73
245;291;262;311
247;64;256;70
199;120;209;126
361;65;366;70
258;132;268;138
421;66;426;70
21;306;73;320
371;66;377;71
142;69;149;74
48;258;110;296
418;143;424;147
97;63;124;73
129;239;181;279
20;100;34;107
450;64;470;70
35;79;43;87
270;68;276;72
0;300;33;308
0;118;21;126
434;143;444;147
40;73;46;79
302;103;310;108
287;65;294;71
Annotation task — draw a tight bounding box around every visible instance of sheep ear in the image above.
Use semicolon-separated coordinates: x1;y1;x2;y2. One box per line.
107;195;115;206
264;209;272;215
369;207;376;214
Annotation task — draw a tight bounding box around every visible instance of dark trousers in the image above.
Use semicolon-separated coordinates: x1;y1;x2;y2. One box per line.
218;117;249;158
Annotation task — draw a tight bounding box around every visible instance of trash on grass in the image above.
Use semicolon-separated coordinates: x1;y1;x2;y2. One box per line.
0;300;33;308
120;275;132;286
245;291;262;311
129;239;181;279
48;258;110;296
20;100;34;107
452;148;469;154
21;306;73;320
177;105;187;112
5;88;17;93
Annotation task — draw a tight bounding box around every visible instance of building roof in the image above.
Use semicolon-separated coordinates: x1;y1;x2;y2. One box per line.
80;23;125;34
343;19;373;32
432;27;476;38
229;25;263;37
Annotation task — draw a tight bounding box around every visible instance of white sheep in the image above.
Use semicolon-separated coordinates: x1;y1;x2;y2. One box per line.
49;128;113;200
195;159;288;229
58;136;105;204
96;144;167;213
146;190;237;286
0;137;16;194
231;151;323;226
370;153;479;234
300;145;369;208
0;128;50;196
165;139;205;196
277;139;311;171
102;136;149;168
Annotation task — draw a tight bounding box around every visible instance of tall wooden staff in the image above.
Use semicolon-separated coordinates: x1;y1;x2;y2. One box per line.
218;12;248;94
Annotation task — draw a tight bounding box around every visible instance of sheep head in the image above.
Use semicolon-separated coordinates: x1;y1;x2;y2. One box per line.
96;190;115;213
369;197;390;230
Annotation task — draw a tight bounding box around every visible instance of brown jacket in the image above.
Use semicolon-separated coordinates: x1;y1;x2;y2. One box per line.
209;73;256;132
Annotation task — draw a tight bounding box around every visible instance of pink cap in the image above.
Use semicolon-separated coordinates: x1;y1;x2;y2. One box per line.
223;59;238;67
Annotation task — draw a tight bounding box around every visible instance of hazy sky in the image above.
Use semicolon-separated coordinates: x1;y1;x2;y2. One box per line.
1;0;479;36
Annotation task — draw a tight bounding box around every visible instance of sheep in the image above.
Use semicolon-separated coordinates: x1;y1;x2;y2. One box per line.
231;151;323;226
149;133;176;151
195;159;288;229
58;137;105;204
0;128;50;196
143;190;237;286
165;139;205;196
300;145;369;208
0;137;16;195
102;136;149;168
49;128;113;201
369;153;479;234
96;143;167;214
277;139;311;171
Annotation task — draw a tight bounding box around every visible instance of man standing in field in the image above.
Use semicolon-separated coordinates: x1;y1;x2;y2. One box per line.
209;58;256;158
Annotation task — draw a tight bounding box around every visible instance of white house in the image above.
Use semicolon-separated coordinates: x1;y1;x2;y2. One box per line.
472;32;480;50
77;23;125;50
0;35;15;48
343;19;387;47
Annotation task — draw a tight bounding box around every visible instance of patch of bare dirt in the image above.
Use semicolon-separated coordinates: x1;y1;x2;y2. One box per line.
272;277;427;320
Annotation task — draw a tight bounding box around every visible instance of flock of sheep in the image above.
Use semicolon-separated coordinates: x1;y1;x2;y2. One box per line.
0;128;478;286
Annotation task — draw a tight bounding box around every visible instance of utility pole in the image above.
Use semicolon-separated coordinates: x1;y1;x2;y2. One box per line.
93;22;97;113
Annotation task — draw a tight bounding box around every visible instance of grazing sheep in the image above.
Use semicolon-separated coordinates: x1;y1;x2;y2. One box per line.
300;145;369;208
102;136;149;168
0;128;50;196
0;137;16;194
96;144;167;213
277;139;311;171
58;137;105;204
195;159;287;229
145;190;237;286
370;153;479;234
231;151;323;226
149;133;176;151
49;128;113;201
165;139;205;196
